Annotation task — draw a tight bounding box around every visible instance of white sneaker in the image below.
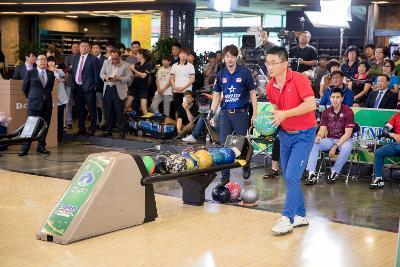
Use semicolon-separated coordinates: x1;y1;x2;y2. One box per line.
182;135;197;143
271;216;293;235
293;215;309;228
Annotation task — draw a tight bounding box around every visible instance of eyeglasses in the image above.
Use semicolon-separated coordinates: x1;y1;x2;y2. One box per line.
265;62;284;67
382;65;391;68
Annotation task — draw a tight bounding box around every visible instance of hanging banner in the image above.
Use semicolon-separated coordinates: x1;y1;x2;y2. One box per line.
131;14;152;49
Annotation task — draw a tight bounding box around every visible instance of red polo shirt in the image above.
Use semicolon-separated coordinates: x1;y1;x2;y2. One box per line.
265;69;317;132
387;113;400;134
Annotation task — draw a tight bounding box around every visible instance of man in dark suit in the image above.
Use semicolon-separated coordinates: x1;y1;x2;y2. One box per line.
19;53;55;156
91;42;107;128
71;39;100;136
366;74;397;109
12;50;36;80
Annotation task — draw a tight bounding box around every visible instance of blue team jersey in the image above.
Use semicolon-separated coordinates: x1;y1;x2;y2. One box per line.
213;65;257;109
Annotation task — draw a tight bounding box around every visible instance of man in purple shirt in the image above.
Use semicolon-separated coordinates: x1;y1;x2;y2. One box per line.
305;87;355;185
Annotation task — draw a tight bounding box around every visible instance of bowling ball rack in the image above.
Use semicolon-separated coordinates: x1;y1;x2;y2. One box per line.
0;116;48;146
140;137;253;206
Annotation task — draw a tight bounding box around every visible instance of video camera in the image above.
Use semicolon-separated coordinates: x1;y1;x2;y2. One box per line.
278;30;297;48
241;35;266;68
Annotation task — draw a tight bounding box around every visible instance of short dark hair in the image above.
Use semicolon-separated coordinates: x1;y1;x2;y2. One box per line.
365;44;375;50
222;44;239;57
91;42;101;48
345;45;359;58
131;41;141;47
47;56;56;62
184;90;196;99
266;46;288;62
106;41;115;48
138;48;151;62
114;42;126;51
318;54;330;61
216;50;222;54
330;70;345;78
300;31;311;38
393;50;400;57
375;45;389;58
71;42;80;47
358;60;370;72
161;55;171;61
208;52;216;58
110;48;121;56
377;74;390;82
24;50;36;58
330;87;343;97
80;38;90;45
171;42;181;49
383;59;396;72
327;59;340;71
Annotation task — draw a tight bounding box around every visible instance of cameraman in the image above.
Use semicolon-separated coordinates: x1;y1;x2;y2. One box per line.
289;31;318;74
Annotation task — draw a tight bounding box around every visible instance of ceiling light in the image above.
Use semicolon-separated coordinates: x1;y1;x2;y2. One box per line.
213;0;232;12
66;15;78;18
290;4;306;7
20;0;154;5
371;1;389;3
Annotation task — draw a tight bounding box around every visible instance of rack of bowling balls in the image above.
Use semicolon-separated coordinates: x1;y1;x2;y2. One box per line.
140;135;253;206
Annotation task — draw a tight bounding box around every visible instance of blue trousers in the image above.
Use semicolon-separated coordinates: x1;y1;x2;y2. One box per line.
279;128;316;223
219;109;249;179
374;142;400;178
192;113;220;139
306;138;354;174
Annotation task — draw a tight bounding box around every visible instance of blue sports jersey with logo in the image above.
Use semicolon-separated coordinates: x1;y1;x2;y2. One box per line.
214;65;257;109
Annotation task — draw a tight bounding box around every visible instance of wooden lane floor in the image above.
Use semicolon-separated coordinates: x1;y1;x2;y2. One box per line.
0;170;398;267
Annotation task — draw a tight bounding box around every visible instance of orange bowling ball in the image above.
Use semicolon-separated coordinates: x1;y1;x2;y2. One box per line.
194;150;213;169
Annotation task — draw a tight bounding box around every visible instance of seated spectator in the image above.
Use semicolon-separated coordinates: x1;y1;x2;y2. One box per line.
100;49;132;139
348;61;372;107
320;71;354;107
313;54;329;98
305;88;355;185
182;92;220;143
128;49;152;115
369;45;388;80
366;74;397;109
203;52;218;91
47;56;68;143
149;56;173;117
373;59;399;94
177;90;198;134
319;59;340;98
341;46;360;79
392;50;400;76
364;44;375;66
370;112;400;189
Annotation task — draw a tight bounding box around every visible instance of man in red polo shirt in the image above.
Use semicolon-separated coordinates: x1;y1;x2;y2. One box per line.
371;112;400;189
265;46;317;235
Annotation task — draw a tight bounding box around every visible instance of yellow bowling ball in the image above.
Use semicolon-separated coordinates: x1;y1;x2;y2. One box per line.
194;150;213;169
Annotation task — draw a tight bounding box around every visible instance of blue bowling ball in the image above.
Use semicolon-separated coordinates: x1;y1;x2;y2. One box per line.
210;150;224;165
219;147;236;164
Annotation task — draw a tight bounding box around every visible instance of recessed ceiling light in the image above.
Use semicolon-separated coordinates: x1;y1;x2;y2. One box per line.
290;4;307;7
371;1;389;3
66;15;78;18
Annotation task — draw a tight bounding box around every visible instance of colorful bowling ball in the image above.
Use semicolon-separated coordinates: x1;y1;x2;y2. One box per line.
254;111;278;136
219;147;236;164
226;182;241;201
155;153;170;174
211;185;231;203
165;154;187;174
240;185;259;204
182;152;199;169
142;156;156;175
209;150;224;165
194;150;213;169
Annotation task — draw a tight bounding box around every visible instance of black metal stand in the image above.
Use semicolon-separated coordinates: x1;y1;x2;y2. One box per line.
177;173;217;206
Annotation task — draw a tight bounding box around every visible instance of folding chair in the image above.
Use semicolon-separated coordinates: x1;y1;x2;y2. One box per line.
316;123;361;184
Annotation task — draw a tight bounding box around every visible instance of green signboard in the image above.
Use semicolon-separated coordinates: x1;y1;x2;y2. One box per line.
41;157;109;236
255;102;399;164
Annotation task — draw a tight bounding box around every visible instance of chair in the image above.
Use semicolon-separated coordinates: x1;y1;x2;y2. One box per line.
316;123;361;184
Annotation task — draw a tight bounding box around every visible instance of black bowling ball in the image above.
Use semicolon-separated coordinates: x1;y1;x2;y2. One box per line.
211;185;231;203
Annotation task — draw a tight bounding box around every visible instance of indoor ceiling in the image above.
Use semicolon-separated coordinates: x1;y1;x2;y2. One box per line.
0;0;394;15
